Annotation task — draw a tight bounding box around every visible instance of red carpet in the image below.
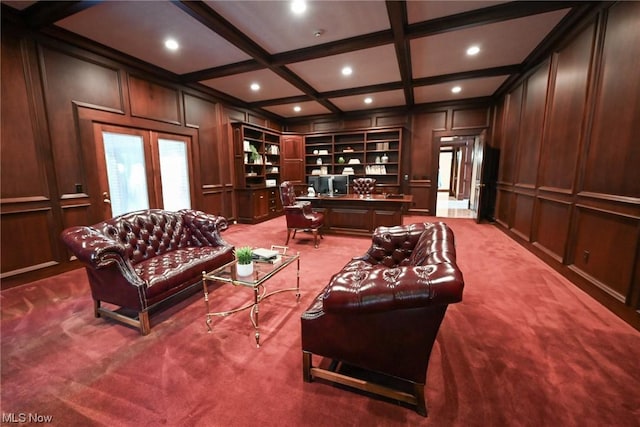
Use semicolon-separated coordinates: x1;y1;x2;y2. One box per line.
2;216;639;426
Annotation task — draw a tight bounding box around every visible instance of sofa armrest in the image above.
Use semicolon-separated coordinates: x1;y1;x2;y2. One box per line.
61;226;144;287
321;263;464;314
61;226;126;266
180;210;231;247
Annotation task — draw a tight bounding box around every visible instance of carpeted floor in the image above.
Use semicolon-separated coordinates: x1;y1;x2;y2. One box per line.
1;216;639;426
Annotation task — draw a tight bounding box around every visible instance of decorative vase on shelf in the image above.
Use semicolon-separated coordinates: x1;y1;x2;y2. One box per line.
338;156;345;164
381;153;389;163
316;157;322;165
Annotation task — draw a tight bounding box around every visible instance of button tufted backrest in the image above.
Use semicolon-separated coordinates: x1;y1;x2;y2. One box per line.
279;181;297;206
96;210;190;264
352;177;376;196
359;222;454;267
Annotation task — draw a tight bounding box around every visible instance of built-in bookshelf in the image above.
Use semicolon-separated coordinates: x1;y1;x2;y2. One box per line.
232;123;282;223
233;123;281;189
304;128;402;187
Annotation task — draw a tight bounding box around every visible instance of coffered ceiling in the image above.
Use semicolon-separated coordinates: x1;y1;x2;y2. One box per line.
2;1;596;120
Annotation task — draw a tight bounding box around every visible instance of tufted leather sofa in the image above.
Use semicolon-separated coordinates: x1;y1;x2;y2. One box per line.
301;222;464;416
61;209;234;335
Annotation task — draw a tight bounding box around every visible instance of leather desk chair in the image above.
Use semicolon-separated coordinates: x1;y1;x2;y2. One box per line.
352;177;376;198
279;181;324;248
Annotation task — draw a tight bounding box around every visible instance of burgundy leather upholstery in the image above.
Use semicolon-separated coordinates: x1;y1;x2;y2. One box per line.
279;181;324;248
301;222;464;416
352;177;376;197
61;209;234;334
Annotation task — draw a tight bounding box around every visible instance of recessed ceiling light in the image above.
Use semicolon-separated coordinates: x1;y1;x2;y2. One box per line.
342;66;353;76
364;97;373;104
451;86;462;94
250;83;260;91
164;38;179;51
293;106;301;112
466;45;480;56
291;0;306;15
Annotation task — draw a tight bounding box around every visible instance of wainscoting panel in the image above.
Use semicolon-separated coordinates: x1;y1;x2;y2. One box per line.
128;75;181;125
569;206;639;302
539;23;594;191
451;107;489;130
499;86;523;184
582;1;640;199
516;60;549;187
533;196;572;262
495;188;513;228
511;192;535;241
407;181;432;215
0;209;58;278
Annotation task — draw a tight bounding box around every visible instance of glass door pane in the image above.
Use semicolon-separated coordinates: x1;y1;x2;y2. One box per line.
102;132;150;217
158;138;191;210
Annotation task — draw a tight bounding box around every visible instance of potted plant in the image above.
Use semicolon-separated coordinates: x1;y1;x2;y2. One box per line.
234;246;254;276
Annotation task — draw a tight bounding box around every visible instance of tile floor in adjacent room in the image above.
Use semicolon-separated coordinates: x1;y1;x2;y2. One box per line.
436;192;476;219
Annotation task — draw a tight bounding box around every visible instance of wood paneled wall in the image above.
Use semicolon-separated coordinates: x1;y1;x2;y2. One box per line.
494;2;640;328
0;23;272;288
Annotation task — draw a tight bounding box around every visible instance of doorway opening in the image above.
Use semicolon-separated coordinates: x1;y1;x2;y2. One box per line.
436;135;477;219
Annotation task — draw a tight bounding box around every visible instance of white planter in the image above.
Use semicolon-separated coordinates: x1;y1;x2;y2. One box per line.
236;262;254;277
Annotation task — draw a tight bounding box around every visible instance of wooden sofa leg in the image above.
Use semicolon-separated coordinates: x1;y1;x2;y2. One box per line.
139;311;151;335
312;229;319;248
302;351;313;382
414;383;427;417
286;228;292;245
94;300;101;318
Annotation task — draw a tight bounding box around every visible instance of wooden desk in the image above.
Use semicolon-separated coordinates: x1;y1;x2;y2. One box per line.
297;194;413;236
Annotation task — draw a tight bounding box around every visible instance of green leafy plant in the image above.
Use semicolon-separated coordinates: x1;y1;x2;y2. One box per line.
234;246;253;265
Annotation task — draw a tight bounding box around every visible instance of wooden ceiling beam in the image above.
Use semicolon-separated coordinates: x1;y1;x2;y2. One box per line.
407;1;585;38
173;0;342;114
23;1;101;29
386;0;414;107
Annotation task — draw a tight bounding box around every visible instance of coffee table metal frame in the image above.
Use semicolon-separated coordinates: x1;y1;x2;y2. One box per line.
202;245;300;347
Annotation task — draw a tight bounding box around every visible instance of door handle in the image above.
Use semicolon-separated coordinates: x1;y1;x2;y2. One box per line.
103;191;111;204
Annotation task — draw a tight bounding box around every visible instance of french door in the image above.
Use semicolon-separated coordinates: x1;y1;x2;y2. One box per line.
94;124;193;219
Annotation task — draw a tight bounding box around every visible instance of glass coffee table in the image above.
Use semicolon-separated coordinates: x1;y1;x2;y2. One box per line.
202;245;300;347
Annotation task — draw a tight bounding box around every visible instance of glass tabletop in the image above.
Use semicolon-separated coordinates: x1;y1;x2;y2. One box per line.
203;249;299;288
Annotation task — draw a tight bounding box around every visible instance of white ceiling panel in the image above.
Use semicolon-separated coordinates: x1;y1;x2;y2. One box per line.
206;0;390;54
330;90;406;112
55;1;251;75
201;69;304;102
413;75;508;104
287;44;400;93
262;101;332;118
411;9;569;78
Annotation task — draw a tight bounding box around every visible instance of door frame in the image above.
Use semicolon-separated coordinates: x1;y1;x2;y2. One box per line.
75;105;200;223
431;127;488;220
93;124;156;219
